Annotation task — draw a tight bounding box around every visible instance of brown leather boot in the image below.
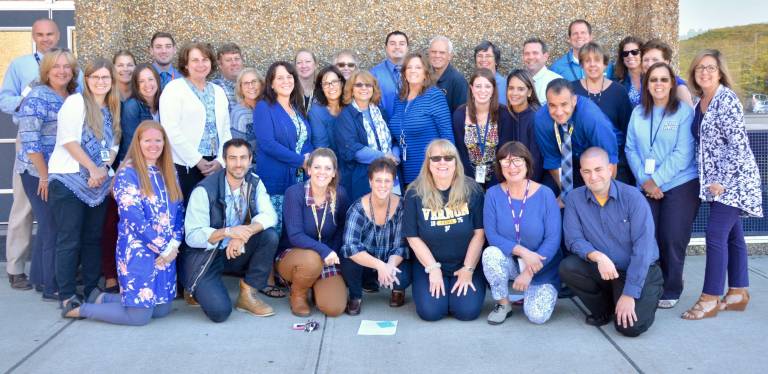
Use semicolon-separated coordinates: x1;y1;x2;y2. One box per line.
184;291;200;307
289;271;316;317
236;279;275;317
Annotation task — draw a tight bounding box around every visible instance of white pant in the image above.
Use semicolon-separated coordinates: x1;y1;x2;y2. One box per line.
5;136;33;275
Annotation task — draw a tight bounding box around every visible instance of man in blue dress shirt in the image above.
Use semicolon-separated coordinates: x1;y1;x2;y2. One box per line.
559;147;663;337
149;32;181;89
429;36;467;113
370;31;408;121
550;19;614;81
0;18;64;290
534;78;618;205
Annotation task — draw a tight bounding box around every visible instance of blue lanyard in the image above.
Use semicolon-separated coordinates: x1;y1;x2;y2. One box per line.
474;115;491;156
506;180;531;242
34;53;41;65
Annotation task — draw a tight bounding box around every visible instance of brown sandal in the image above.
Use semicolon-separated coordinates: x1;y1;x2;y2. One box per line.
719;288;750;311
681;294;721;320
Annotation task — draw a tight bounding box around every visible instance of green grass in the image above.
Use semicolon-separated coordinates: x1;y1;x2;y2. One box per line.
679;23;768;101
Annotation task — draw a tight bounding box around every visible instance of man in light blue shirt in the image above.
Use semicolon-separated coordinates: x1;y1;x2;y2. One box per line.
149;32;181;89
370;31;408;121
1;18;69;290
550;19;613;82
522;37;562;105
182;139;280;322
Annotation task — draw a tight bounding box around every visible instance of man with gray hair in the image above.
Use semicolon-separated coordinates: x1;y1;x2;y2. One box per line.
429;36;467;112
523;37;561;105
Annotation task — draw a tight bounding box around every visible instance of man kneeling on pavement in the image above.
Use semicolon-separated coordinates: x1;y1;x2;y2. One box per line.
182;138;280;322
559;147;663;337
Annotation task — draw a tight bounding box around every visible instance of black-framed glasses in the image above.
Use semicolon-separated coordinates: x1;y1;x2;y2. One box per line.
353;82;373;88
621;49;641;58
429;155;455;162
336;62;356;68
695;65;718;73
499;158;525;168
321;79;342;88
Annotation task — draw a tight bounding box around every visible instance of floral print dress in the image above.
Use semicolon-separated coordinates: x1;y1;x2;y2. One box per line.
114;164;184;307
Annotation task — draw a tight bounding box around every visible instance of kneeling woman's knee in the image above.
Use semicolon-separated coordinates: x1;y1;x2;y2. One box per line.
204;305;232;323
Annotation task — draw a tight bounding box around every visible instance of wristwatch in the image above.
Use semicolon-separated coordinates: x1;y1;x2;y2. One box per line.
463;266;475;273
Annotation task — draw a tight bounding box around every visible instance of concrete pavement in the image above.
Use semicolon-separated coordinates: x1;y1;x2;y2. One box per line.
1;256;767;374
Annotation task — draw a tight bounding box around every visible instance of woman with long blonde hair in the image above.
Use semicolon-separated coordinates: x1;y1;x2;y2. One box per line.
48;57;121;314
403;139;486;321
63;121;184;325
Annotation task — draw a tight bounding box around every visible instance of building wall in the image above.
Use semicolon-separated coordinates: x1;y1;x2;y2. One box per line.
74;0;679;76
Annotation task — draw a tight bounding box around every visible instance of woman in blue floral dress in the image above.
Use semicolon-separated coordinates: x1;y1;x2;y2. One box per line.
63;121;184;325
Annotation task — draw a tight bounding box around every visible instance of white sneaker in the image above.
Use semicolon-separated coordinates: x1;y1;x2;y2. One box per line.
657;299;678;309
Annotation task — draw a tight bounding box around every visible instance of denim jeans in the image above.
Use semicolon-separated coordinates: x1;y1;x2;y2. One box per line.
49;180;107;300
20;172;57;295
187;228;279;322
341;257;412;299
412;262;486;321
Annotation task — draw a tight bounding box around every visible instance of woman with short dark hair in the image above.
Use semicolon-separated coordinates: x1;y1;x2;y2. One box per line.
308;65;345;152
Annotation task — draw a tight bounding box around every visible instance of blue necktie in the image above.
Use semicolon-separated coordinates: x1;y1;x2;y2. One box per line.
393;65;402;92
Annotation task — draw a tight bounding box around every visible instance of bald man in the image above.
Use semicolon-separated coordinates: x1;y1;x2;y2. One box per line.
559;147;662;337
0;18;65;290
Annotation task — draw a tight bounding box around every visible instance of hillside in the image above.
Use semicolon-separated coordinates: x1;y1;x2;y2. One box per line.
679;23;768;100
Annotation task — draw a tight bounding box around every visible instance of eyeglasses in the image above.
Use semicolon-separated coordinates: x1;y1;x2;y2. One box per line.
88;75;111;82
649;77;670;83
695;65;718;73
336;62;356;68
621;49;640;58
242;80;260;87
429;155;455;162
321;79;342;88
499;158;526;168
353;82;373;89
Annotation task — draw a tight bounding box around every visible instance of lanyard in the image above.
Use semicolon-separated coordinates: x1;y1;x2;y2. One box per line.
649;109;666;151
368;194;392;249
553;121;573;153
474;115;491;156
151;171;172;217
34;53;41;65
311;203;328;243
505;180;531;242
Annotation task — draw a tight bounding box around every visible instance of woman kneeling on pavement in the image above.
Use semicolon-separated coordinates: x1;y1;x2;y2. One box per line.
63;121;183;325
341;157;411;315
277;148;350;317
481;141;562;325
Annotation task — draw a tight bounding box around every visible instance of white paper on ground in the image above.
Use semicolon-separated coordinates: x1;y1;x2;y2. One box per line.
357;320;398;335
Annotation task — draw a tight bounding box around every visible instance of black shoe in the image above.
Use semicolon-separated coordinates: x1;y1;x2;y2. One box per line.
558;286;574;299
42;292;59;302
585;313;613;327
60;295;84;319
8;273;33;290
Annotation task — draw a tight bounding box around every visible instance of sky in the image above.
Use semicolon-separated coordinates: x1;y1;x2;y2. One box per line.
679;0;768;36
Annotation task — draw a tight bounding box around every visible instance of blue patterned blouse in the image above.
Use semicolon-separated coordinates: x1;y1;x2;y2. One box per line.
114;164;184;307
14;85;66;177
185;79;219;156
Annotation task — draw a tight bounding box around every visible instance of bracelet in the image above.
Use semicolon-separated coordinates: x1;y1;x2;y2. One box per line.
424;262;441;274
463;266;475;273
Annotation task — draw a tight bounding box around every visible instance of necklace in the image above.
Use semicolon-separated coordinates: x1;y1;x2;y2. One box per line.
585;76;605;104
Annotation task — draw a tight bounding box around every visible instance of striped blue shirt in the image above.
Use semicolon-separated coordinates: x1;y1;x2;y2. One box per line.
388;86;453;183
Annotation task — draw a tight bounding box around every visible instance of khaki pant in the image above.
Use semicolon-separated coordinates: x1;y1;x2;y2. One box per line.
6;136;33;275
277;249;346;317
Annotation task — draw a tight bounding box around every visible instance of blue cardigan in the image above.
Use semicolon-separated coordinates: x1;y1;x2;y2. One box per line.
334;104;397;201
308;102;340;153
389;86;454;184
118;98;154;165
252;100;314;195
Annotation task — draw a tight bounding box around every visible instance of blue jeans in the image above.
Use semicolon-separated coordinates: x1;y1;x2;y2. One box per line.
49;180;106;300
341;257;412;299
412;262;486;321
20;172;57;295
188;229;279;322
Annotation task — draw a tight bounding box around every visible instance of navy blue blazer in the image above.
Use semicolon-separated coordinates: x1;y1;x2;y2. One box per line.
252;100;314;195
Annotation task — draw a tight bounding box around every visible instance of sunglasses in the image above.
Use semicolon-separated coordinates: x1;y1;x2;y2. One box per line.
353;82;373;88
649;77;670;83
621;49;641;58
336;62;356;68
429;155;455;162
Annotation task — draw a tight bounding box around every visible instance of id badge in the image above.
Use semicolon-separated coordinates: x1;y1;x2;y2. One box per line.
644;158;656;174
401;146;406;162
100;149;111;162
474;164;487;183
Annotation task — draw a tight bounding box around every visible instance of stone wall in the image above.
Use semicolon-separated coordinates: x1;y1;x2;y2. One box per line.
75;0;678;78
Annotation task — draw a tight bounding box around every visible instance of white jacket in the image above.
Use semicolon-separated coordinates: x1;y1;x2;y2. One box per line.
159;78;232;167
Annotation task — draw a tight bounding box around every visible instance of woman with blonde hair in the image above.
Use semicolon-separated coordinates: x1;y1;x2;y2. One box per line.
403;139;486;321
14;48;78;300
230;67;264;154
63;121;184;325
49;57;121;313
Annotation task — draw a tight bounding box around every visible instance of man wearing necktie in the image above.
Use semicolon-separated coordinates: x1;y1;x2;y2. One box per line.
370;31;408;122
534;79;618;207
149;32;181;89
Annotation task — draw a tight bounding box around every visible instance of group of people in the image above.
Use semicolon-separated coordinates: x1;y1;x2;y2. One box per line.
2;18;761;337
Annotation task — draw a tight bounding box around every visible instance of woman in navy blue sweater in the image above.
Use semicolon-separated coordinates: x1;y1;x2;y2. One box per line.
253;61;313;234
389;53;453;185
335;70;401;201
